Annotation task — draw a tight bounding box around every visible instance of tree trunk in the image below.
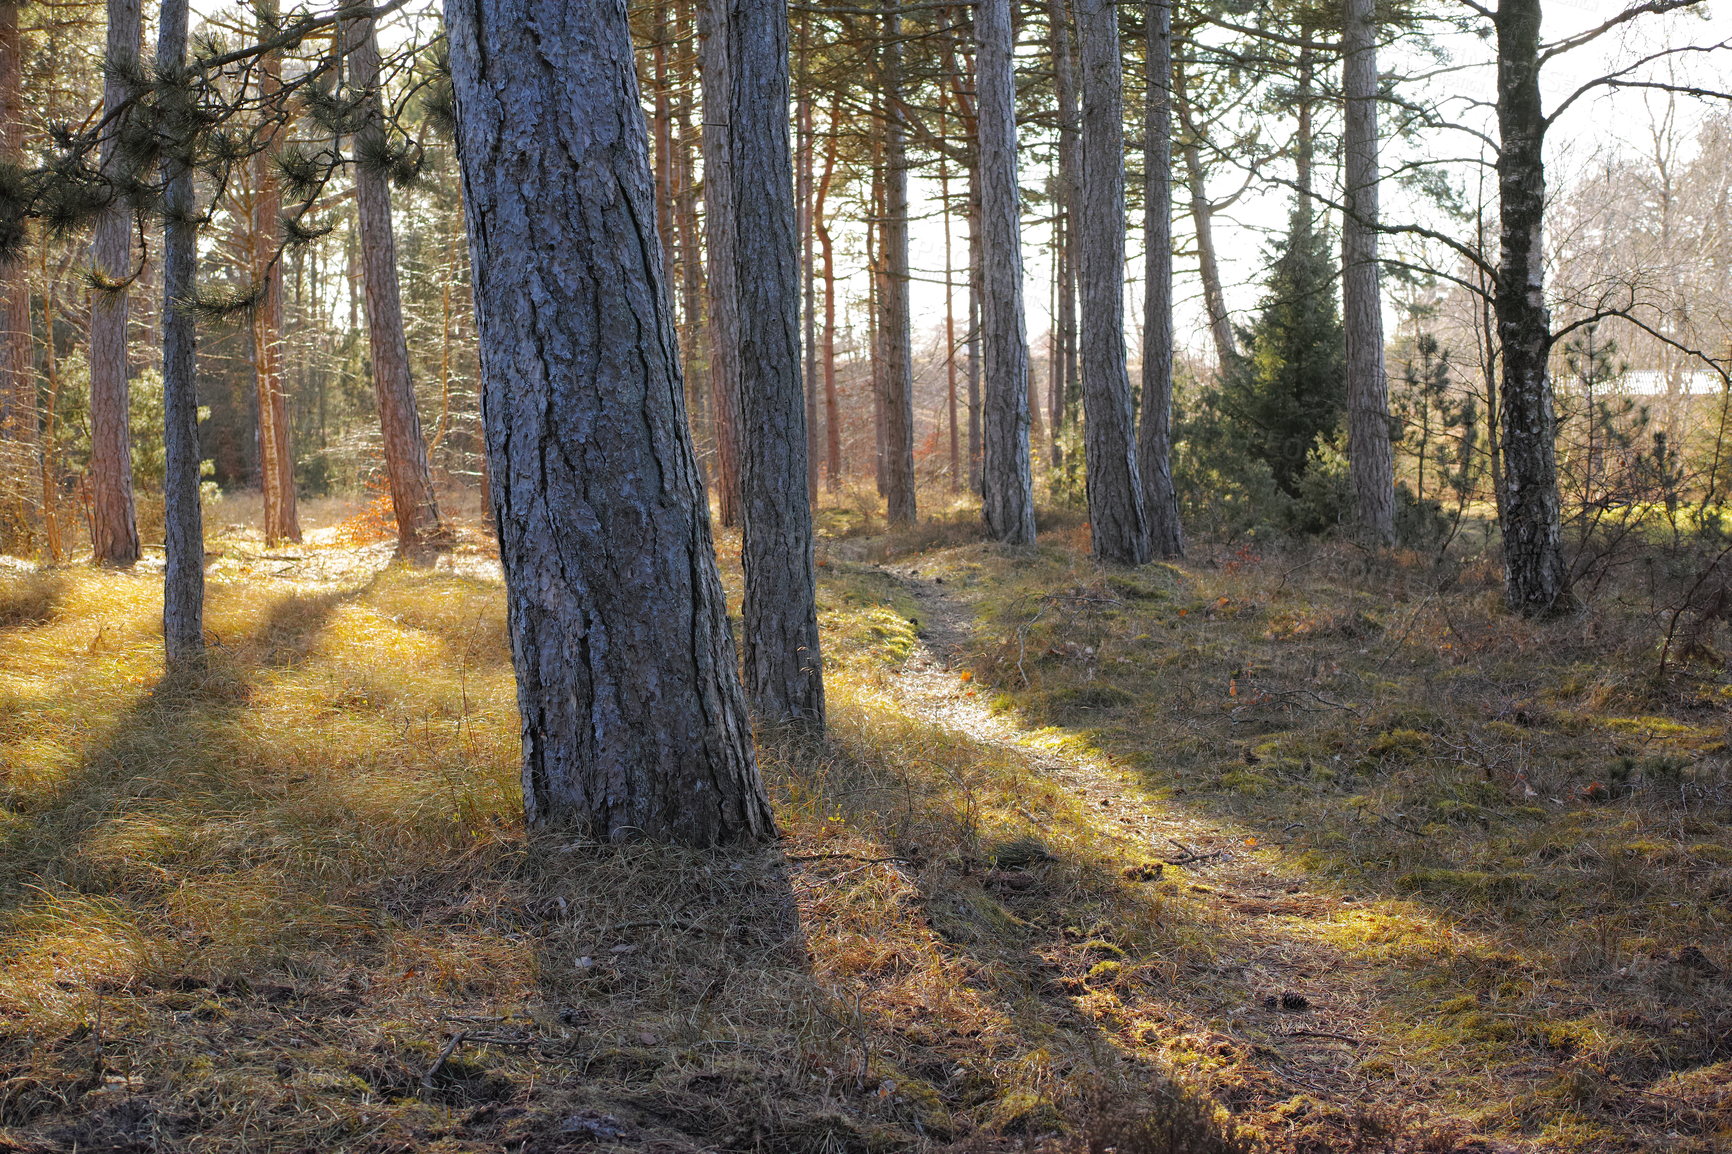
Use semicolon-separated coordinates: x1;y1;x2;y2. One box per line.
158;0;204;670
879;9;916;525
251;1;300;546
88;0;141;566
1494;0;1570;614
444;0;773;844
1138;0;1183;558
1174;62;1235;374
815;120;841;490
1075;0;1149;564
0;0;37;545
1046;0;1077;467
1342;0;1395;545
343;0;447;556
796;24;820;506
722;0;825;725
699;0;742;527
975;0;1035;544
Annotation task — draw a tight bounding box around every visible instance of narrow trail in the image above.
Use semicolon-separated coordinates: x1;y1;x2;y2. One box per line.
871;560;1509;1150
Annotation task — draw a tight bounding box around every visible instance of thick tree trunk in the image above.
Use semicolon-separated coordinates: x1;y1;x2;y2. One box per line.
251;3;300;546
1139;0;1183;558
343;0;447;556
1174;63;1235;374
1075;0;1149;564
1342;0;1395;546
879;10;916;525
444;0;773;844
975;0;1035;544
1494;0;1570;614
88;0;141;566
158;0;203;670
699;0;742;527
722;0;825;725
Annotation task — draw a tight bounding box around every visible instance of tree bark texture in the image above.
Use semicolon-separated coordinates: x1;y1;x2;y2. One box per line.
1138;0;1183;558
974;0;1035;544
158;0;204;669
251;3;300;546
699;0;743;527
342;1;448;556
1075;0;1149;565
445;0;772;844
88;0;141;565
1342;0;1395;546
1494;0;1571;614
719;0;825;725
878;10;916;525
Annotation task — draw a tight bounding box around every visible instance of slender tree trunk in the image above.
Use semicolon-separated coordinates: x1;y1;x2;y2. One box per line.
1342;0;1395;545
879;9;916;525
673;58;711;466
444;0;772;844
1494;0;1570;613
799;83;820;505
966;200;982;491
0;0;37;545
940;137;960;492
975;0;1035;544
251;1;300;546
1046;0;1077;467
1139;0;1183;557
88;0;142;565
1174;62;1235;374
722;0;825;725
699;0;742;526
1075;0;1149;564
158;0;203;670
815;102;841;491
343;0;446;556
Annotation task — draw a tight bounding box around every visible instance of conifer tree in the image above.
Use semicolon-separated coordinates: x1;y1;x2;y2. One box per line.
1220;205;1346;498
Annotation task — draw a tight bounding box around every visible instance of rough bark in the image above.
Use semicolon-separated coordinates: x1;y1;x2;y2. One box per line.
444;0;773;844
88;0;141;566
1138;0;1183;558
1174;63;1235;374
699;0;742;527
1342;0;1395;546
158;0;203;670
342;0;447;556
974;0;1035;544
1075;0;1149;565
878;9;916;525
251;1;300;546
1494;0;1571;614
722;0;825;725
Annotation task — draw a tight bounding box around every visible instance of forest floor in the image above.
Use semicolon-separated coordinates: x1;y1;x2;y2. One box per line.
0;500;1728;1153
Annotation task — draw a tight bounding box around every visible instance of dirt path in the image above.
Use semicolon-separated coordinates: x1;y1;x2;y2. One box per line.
872;561;1509;1150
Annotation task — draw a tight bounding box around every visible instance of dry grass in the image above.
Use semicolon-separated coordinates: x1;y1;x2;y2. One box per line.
3;493;1724;1153
0;516;1242;1154
914;532;1732;1153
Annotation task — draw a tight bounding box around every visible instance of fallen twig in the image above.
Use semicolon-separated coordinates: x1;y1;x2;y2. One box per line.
421;1030;466;1088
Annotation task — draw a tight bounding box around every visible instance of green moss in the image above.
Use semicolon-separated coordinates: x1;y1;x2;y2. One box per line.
1397;867;1536;899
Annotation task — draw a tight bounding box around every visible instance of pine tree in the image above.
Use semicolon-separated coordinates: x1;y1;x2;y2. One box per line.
1219;205;1346;499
